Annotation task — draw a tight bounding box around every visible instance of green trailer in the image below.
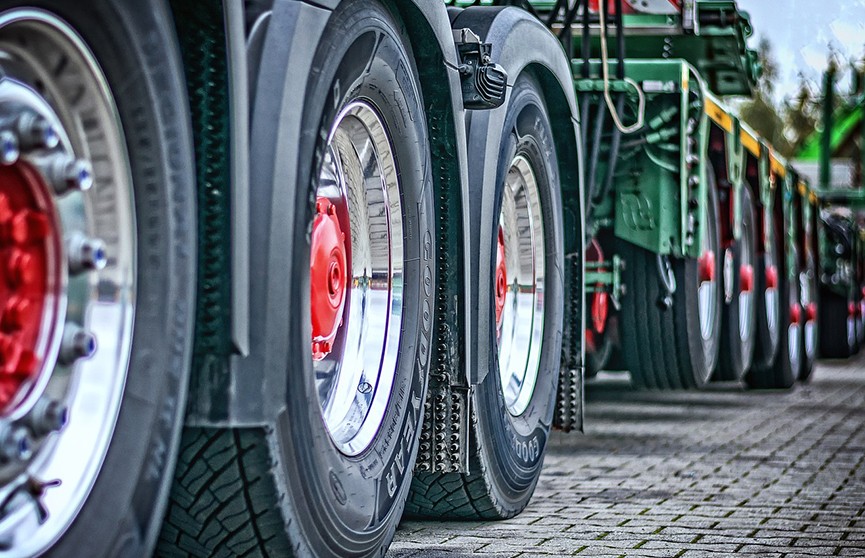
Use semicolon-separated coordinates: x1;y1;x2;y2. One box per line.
0;0;854;556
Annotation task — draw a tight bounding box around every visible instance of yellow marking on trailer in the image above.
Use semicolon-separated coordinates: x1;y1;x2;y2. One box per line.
740;130;761;157
798;182;808;196
704;96;733;133
769;153;786;178
809;192;818;205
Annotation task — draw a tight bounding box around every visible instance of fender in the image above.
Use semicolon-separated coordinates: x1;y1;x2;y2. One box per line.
450;7;585;395
186;0;471;426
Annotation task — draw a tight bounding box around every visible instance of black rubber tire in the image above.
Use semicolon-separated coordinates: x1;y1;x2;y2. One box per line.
799;253;818;382
752;200;782;371
586;329;614;378
619;176;723;390
3;1;198;556
406;73;564;520
158;2;435;556
717;187;758;381
819;286;856;358
747;212;801;389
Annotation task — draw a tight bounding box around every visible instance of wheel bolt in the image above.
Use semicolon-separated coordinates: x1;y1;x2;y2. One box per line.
59;323;97;365
14;111;59;151
44;155;93;195
67;233;107;274
25;398;69;436
0;130;19;165
0;425;32;462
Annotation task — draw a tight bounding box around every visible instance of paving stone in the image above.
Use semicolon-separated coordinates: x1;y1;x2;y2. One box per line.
390;356;865;557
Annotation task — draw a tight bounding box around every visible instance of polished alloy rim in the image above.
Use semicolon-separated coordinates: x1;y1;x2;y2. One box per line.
311;101;403;457
0;11;136;554
697;203;717;344
738;212;755;343
764;215;780;346
497;155;544;417
800;270;815;360
787;246;801;370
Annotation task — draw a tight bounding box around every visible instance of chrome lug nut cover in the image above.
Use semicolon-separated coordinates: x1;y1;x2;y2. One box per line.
0;425;32;463
59;324;97;365
67;232;107;274
43;155;93;195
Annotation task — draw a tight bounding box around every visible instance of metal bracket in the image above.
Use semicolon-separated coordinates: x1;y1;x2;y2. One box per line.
453;28;507;110
585;254;625;310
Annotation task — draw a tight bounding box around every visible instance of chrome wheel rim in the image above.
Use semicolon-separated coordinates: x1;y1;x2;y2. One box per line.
497;155;545;417
764;214;780;346
800;270;815;361
787;247;801;371
0;10;136;553
697;204;718;344
312;101;403;457
738;214;755;343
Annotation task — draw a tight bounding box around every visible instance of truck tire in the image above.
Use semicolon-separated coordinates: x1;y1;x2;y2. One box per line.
407;73;564;519
620;174;722;389
0;3;197;556
752;200;782;371
717;187;757;381
747;215;801;388
158;2;435;556
799;252;818;381
819;286;856;358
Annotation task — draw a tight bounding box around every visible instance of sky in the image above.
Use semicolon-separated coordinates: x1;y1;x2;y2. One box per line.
735;0;865;102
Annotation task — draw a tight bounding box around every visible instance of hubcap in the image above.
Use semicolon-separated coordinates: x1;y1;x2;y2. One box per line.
312;101;403;457
763;217;780;347
738;208;755;344
497;155;545;417
0;10;136;554
697;213;717;344
800;269;816;361
310;197;348;361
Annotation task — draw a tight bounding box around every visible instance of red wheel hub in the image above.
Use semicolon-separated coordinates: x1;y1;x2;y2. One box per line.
0;162;60;410
739;264;754;293
765;265;778;290
805;302;817;323
790;303;802;326
495;227;507;328
698;251;716;283
310;197;348;361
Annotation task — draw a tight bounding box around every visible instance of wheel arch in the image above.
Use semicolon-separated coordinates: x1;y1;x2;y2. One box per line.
449;6;585;422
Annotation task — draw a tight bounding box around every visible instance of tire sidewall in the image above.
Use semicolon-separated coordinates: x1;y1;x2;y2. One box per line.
477;73;564;502
274;2;434;554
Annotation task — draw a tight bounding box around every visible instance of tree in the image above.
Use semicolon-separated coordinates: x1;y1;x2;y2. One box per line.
783;75;818;153
738;36;793;156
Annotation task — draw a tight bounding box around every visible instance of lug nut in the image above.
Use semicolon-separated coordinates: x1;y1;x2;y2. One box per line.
67;233;107;274
0;425;32;462
59;323;97;365
25;398;69;436
44;155;93;195
14;111;59;151
0;130;19;165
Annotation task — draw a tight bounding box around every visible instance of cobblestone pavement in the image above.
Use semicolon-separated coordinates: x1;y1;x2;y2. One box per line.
390;355;865;557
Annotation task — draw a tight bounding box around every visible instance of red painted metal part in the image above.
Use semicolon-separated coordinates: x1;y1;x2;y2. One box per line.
310;197;348;361
790;303;802;326
765;265;778;290
586;240;609;336
740;264;754;293
698;250;716;283
0;162;57;410
495;226;507;329
805;302;817;323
